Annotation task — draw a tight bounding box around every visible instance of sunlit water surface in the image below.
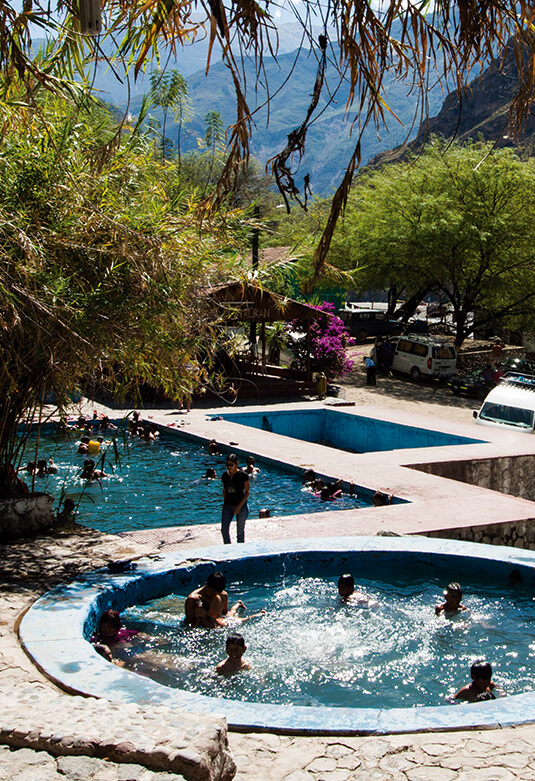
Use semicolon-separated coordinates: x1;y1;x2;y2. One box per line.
119;574;535;708
24;426;368;533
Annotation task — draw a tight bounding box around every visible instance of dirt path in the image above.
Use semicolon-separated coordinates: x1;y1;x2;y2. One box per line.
337;344;480;425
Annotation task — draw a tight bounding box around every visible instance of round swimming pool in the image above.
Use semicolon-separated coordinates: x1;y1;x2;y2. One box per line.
19;537;535;734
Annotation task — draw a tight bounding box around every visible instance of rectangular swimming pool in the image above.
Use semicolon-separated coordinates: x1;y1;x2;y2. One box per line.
219;408;486;453
23;425;370;534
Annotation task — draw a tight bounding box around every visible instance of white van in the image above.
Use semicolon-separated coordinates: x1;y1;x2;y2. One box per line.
474;376;535;432
383;335;457;381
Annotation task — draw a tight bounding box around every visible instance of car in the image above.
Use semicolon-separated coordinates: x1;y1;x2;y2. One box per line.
448;370;495;399
337;307;403;342
498;357;535;376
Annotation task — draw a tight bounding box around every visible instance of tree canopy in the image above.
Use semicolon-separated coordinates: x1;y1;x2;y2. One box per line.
1;0;535;280
0;85;251;495
327;140;535;345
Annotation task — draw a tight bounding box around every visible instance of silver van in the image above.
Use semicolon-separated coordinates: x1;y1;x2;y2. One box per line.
384;335;457;381
474;376;535;432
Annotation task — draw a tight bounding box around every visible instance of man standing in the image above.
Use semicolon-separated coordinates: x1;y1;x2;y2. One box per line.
364;355;376;385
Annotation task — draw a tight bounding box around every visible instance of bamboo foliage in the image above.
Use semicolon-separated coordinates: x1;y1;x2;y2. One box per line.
0;86;249;496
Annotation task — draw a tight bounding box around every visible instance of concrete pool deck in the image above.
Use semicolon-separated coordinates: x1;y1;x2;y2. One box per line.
119;398;535;549
5;395;535;780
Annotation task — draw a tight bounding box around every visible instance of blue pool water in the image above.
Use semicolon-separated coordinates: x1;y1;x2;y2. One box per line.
120;569;535;709
25;426;369;533
20;537;535;733
220;409;486;453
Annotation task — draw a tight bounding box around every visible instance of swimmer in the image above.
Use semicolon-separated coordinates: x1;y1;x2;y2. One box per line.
99;416;117;431
327;479;343;498
435;582;467;616
454;660;496;702
91;609;138;646
319;486;335;502
215;633;251;675
245;456;260;475
372;491;393;507
56;497;76;524
81;459;108;480
191;599;217;628
129;411;142;433
25;461;37;476
141;426;155;441
208;439;220;456
78;436;91;455
337;573;373;605
302;469;316;485
35;458;48;477
185;571;230;624
258;508;270;518
47;457;58;474
204;468;217;479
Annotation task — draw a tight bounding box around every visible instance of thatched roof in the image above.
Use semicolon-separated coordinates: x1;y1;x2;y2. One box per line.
207;282;321;324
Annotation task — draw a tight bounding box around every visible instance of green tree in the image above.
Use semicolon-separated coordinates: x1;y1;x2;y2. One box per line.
172;73;192;171
328;141;535;345
149;70;190;160
0;87;247;499
202;110;225;195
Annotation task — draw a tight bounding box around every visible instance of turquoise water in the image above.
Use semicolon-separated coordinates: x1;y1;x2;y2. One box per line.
119;572;535;708
24;426;368;533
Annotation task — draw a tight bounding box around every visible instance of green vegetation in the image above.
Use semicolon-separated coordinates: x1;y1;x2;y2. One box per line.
0;86;252;497
327;141;535;345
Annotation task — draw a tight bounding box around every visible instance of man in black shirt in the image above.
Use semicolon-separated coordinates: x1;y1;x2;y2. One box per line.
221;453;250;543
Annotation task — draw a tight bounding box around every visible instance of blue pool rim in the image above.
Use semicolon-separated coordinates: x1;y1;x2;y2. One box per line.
19;536;535;735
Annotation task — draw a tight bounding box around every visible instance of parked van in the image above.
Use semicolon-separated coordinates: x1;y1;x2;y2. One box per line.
338;307;402;342
474;376;535;432
381;335;457;381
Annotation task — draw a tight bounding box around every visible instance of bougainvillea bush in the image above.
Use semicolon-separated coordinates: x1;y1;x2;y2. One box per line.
289;302;354;380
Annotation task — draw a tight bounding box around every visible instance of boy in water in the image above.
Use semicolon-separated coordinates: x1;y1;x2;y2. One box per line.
185;571;230;624
215;633;251;675
455;660;496;702
435;582;467;616
337;573;373;605
191;599;217;628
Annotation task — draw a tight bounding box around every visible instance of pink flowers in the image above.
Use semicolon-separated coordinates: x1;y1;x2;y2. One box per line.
290;302;354;380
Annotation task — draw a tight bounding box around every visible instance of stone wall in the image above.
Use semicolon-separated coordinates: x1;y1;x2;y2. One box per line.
409;454;535;501
410;453;535;549
456;346;524;372
0;493;55;537
425;518;535;550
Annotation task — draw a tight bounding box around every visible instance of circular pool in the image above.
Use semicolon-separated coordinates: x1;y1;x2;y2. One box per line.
19;537;535;734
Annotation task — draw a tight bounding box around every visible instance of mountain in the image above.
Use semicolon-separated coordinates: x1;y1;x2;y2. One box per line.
370;39;535;167
103;43;442;195
89;28;445;194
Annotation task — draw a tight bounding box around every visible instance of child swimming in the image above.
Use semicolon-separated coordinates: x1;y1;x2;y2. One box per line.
215;633;251;675
91;609;138;646
191;598;217;628
435;582;467;616
337;573;375;605
454;660;496;702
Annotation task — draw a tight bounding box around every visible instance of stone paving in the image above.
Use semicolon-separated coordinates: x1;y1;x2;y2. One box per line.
4;395;535;779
